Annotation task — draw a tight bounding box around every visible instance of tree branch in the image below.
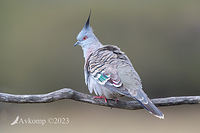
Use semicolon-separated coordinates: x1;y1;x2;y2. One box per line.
0;88;199;110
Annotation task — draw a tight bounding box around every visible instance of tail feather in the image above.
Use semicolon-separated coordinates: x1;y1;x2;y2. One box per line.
135;98;164;119
133;90;164;119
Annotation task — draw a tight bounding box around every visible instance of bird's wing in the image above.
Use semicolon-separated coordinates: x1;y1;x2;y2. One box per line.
85;45;135;97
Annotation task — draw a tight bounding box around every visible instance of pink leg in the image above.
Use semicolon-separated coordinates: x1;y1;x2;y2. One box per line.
93;96;107;103
114;98;119;103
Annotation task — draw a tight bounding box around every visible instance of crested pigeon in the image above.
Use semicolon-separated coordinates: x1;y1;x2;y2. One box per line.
74;11;164;119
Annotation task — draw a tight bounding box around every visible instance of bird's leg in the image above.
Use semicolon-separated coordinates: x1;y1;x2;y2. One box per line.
93;96;107;103
114;98;119;104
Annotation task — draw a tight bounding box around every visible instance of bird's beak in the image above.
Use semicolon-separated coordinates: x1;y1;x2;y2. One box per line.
74;41;80;47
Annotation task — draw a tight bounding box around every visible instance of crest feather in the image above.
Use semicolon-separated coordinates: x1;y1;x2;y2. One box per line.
84;9;91;29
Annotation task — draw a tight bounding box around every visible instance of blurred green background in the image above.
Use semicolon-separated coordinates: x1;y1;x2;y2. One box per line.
0;0;200;132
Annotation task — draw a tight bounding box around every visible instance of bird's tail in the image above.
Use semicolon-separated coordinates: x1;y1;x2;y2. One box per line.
133;90;164;119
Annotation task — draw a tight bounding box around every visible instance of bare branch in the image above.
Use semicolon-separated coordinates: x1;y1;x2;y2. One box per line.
0;88;199;110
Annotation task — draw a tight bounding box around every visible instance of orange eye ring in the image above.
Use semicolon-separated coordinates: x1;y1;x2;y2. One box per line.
83;36;88;40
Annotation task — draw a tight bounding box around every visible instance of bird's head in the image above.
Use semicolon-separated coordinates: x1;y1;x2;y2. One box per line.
74;10;101;51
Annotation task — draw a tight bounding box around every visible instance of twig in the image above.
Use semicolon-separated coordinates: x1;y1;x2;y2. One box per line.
0;88;199;110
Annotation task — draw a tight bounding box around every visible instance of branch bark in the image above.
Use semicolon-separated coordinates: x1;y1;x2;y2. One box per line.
0;88;199;110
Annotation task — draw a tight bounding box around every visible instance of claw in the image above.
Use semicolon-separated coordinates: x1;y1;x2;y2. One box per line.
94;96;107;103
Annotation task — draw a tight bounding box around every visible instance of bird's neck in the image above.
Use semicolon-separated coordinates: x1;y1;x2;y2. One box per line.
83;42;103;60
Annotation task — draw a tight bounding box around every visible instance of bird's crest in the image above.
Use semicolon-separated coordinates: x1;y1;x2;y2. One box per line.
76;10;93;42
84;9;91;30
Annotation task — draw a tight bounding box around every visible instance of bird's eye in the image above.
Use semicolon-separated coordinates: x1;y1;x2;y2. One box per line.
82;36;88;40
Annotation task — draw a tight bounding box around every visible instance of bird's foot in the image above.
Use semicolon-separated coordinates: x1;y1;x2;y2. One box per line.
114;98;119;104
93;96;107;103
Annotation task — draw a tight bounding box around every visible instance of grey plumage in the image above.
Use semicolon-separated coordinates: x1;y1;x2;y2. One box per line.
74;11;164;119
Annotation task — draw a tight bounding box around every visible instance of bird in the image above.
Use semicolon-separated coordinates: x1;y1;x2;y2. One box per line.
74;11;164;119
